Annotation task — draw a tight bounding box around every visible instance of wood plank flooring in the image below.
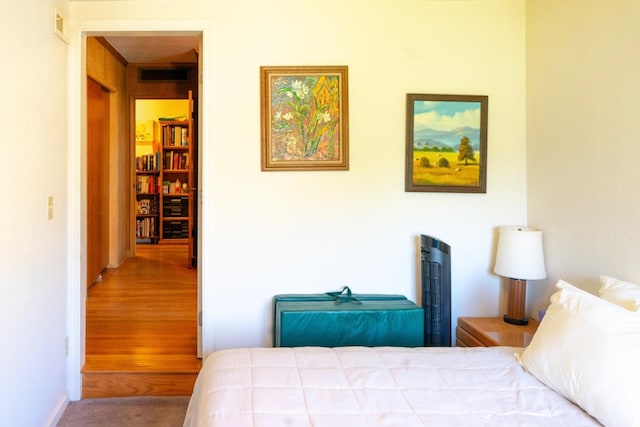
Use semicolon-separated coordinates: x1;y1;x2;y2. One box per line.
82;244;201;398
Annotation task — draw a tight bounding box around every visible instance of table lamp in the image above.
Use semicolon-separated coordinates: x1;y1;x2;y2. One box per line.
493;226;546;325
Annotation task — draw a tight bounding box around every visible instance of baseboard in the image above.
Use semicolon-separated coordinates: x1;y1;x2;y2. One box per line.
45;392;70;427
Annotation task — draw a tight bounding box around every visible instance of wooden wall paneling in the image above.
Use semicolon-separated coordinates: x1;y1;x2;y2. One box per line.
86;37;130;268
87;77;111;286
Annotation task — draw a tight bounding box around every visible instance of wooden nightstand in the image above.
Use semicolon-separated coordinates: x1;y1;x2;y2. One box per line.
456;316;539;347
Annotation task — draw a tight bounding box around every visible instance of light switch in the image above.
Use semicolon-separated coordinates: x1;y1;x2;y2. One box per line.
48;196;54;220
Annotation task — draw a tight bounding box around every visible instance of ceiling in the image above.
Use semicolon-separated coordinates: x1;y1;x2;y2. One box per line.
103;35;200;64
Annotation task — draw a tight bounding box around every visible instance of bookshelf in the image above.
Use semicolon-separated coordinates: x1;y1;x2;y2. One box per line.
159;119;193;245
135;152;160;243
134;91;195;267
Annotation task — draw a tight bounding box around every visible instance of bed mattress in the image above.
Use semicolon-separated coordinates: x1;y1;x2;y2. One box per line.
184;346;599;427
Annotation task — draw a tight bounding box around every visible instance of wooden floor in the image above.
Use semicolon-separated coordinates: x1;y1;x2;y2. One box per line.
82;244;201;398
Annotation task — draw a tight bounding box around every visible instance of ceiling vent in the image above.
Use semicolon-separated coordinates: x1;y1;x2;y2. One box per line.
138;68;190;83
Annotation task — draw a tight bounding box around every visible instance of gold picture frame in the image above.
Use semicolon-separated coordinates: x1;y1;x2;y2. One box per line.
260;66;349;171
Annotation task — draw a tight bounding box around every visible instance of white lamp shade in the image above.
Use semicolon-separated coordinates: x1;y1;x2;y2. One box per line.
494;226;546;280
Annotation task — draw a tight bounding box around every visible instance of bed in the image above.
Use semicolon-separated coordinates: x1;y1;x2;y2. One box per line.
183;345;597;426
184;278;640;426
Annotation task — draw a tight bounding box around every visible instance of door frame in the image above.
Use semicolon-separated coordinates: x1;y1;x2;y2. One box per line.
67;20;211;401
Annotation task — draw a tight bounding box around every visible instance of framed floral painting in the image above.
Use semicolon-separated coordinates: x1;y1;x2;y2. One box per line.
260;66;349;171
405;94;488;193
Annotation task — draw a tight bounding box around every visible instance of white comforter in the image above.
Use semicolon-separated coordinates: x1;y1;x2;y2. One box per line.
184;346;599;427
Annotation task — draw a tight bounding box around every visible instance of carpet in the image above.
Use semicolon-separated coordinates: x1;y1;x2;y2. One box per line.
56;396;190;427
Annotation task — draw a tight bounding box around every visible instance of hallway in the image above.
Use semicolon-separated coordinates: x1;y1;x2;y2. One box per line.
82;244;200;398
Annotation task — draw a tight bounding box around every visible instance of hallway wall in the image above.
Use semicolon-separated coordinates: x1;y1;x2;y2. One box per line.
86;37;130;267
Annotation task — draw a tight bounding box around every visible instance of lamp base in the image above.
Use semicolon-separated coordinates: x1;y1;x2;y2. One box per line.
503;278;528;326
503;314;529;326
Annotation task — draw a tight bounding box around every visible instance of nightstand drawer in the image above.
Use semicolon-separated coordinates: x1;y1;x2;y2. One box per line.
455;326;484;347
456;317;538;347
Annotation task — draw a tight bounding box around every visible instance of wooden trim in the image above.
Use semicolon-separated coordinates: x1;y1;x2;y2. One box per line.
95;37;128;66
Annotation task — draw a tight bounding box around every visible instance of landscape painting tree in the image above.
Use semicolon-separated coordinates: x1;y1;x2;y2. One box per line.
458;136;475;165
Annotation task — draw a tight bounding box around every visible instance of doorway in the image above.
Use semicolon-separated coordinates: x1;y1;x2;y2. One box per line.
83;33;203;397
134;96;196;269
68;19;210;400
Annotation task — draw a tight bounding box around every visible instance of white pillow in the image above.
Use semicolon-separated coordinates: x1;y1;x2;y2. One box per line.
519;279;640;427
599;275;640;311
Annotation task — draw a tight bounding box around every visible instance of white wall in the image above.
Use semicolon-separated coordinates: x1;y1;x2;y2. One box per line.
526;0;640;311
70;0;528;352
0;0;70;425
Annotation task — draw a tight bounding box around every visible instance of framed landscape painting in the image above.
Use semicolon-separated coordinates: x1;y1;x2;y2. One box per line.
260;66;349;171
405;94;488;193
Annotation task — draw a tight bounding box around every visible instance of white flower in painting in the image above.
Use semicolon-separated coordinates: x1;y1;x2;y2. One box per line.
274;111;282;121
291;80;309;99
321;111;331;123
283;112;293;121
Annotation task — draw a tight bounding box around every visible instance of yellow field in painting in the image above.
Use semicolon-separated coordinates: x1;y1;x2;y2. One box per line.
412;151;480;186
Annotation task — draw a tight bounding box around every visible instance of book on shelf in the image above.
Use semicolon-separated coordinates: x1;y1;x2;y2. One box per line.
162;149;189;170
162;124;189;147
136;217;157;239
135;152;160;172
181;127;188;146
136;174;158;194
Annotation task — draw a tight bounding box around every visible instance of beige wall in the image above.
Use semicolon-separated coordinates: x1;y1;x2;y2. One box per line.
526;0;640;311
71;0;529;351
0;0;71;424
86;37;130;268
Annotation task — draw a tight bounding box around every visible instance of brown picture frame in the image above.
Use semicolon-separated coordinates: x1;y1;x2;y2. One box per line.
260;66;349;171
405;94;488;193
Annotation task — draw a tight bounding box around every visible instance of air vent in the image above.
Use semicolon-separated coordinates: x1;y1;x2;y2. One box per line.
139;68;190;82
